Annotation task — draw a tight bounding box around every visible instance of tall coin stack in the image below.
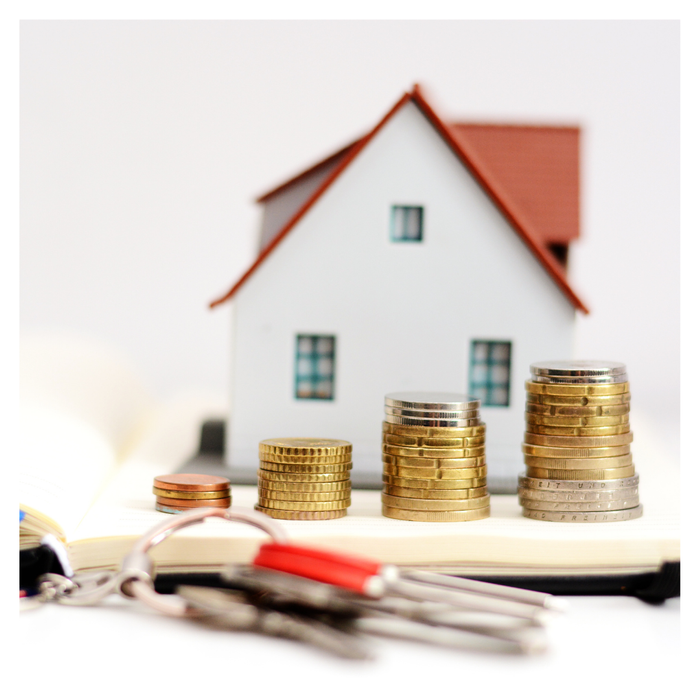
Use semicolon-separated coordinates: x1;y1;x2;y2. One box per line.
519;361;642;522
153;474;232;513
381;392;490;522
255;438;352;520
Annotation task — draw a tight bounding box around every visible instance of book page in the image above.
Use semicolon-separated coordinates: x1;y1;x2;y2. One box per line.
69;404;680;575
19;333;156;542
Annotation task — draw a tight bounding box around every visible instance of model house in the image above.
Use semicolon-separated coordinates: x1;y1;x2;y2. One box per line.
211;85;587;492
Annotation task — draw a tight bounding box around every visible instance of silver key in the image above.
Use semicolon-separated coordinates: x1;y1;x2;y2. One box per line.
354;614;546;655
177;585;371;660
222;565;367;615
221;568;547;653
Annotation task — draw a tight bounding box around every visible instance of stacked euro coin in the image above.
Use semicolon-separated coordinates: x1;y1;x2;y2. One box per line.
518;361;642;522
153;474;232;514
255;438;352;520
381;392;490;522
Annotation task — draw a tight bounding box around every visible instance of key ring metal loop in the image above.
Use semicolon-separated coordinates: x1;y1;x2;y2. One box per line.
121;506;288;617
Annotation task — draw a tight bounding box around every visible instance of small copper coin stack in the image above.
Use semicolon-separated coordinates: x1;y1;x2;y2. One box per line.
255;438;352;520
381;392;491;522
518;361;642;522
153;474;232;514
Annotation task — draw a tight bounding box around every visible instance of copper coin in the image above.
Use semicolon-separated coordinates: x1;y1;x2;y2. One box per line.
153;474;231;492
156;495;232;507
153;487;231;499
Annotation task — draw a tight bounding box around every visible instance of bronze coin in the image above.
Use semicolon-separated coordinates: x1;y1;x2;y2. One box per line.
153;474;231;492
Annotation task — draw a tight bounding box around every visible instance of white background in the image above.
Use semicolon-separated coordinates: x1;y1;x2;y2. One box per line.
19;21;680;458
10;13;691;697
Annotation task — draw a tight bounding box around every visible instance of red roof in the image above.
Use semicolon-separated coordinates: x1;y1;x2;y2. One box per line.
211;86;588;313
448;123;579;246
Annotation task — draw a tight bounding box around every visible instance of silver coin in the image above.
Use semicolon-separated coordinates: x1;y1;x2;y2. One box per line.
383;414;483;428
518;473;640;491
530;361;627;378
518;487;639;502
530;374;628;385
155;504;187;514
521;504;643;522
384;406;481;420
519;497;640;512
385;392;481;411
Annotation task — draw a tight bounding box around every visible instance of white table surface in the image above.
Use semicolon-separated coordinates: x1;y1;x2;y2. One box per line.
18;590;681;698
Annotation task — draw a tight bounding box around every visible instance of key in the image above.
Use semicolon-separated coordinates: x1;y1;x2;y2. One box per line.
222;565;367;617
355;614;546;655
252;543;556;622
177;585;371;660
222;566;547;652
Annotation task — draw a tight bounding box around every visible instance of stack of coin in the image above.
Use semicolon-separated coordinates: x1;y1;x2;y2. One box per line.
153;474;232;514
518;361;642;522
255;438;352;520
381;392;490;522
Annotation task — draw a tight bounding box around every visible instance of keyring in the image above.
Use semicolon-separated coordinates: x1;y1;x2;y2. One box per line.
120;506;288;617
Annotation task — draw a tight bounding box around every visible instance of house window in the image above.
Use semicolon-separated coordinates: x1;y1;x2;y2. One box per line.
295;334;335;400
469;340;512;407
391;205;423;242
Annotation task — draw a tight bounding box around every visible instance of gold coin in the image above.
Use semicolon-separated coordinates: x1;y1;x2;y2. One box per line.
525;423;631;436
254;505;347;520
257;477;351;492
382;444;486;459
524;454;634;469
525;402;630;417
522;432;634;448
383;485;488;499
384;465;487;480
526;466;636;480
258;460;352;473
382;422;486;438
258;452;352;465
383;474;487;490
525;381;630;396
382;494;490;511
518;487;639;503
382;505;490;522
257;469;350;483
258;488;351;502
258;438;352;456
383;433;485;448
518;473;639;491
157;495;232;507
382;454;486;468
519;497;640;512
526;391;632;406
257;497;352;511
525;413;629;427
521;444;632;458
152;487;231;499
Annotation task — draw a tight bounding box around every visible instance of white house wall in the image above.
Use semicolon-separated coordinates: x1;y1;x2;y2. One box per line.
258;155;347;251
228;100;576;490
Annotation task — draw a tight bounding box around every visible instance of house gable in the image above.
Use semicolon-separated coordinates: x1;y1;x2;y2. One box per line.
211;86;587;314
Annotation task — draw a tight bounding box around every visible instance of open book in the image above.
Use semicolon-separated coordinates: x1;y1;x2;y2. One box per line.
20;334;680;587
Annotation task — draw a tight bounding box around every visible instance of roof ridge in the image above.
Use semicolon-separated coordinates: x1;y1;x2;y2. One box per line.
210;86;587;313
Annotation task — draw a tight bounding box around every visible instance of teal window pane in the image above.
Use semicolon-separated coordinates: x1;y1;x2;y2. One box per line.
295;334;335;401
469;340;512;407
391;205;424;242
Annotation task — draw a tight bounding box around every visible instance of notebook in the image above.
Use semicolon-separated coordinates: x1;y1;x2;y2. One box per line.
19;334;680;598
